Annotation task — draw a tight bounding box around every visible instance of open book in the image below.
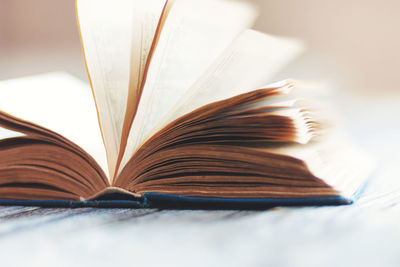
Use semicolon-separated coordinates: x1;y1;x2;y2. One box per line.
0;0;372;209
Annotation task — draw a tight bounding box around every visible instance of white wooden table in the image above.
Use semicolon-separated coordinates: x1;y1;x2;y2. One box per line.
0;94;399;267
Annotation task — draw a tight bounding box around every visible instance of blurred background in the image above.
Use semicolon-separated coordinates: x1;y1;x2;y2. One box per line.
1;0;400;95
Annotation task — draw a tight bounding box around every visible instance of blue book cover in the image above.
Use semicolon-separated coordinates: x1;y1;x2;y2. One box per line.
0;195;350;210
0;173;372;209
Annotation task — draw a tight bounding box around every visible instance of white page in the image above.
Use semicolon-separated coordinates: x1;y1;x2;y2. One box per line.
120;0;258;171
128;0;167;101
154;30;304;136
0;73;108;177
77;0;166;178
76;0;132;177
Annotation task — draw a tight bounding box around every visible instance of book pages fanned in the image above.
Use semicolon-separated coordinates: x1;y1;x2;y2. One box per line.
152;29;304;143
0;0;372;208
120;0;259;170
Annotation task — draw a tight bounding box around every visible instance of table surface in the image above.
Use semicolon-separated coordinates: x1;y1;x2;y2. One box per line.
0;94;399;267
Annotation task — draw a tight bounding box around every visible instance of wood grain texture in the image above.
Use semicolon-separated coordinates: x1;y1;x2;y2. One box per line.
0;95;399;267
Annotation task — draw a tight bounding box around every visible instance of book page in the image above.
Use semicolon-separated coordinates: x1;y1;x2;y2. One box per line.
153;29;304;136
76;0;166;178
260;134;374;199
0;73;108;176
120;0;258;171
116;0;171;177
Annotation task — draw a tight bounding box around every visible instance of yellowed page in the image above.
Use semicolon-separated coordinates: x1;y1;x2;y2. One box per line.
120;0;258;171
76;0;166;179
0;73;108;175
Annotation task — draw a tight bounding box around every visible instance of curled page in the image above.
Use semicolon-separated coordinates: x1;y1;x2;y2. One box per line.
120;0;259;171
151;29;304;147
76;0;167;178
